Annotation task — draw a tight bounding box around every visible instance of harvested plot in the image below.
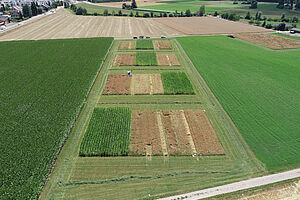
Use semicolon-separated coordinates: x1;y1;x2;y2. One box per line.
130;110;162;155
185;110;225;155
113;54;135;66
103;74;131;95
235;33;300;50
131;74;164;95
136;52;158;66
119;41;136;50
157;53;180;66
136;40;154;50
80;108;131;157
161;72;194;94
154;40;172;50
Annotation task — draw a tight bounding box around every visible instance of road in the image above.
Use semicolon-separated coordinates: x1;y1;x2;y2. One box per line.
159;168;300;200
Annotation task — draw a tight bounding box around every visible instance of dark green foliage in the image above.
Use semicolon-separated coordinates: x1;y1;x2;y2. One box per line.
199;5;205;16
22;4;32;18
0;37;113;199
178;35;300;171
249;0;258;9
161;72;194;95
136;40;154;49
136;52;157;66
245;11;251;20
185;9;191;17
132;0;137;9
76;7;87;15
31;2;37;16
80;108;131;157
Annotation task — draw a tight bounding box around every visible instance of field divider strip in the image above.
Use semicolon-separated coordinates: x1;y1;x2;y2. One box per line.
97;101;203;105
156;111;169;156
180;110;197;155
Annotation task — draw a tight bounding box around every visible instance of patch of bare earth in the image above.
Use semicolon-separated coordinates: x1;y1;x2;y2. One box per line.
151;74;164;94
113;54;135;66
235;33;300;50
103;74;131;95
184;110;225;155
130;110;162;156
131;74;164;95
154;17;272;35
154;40;172;50
157;54;180;66
119;41;136;50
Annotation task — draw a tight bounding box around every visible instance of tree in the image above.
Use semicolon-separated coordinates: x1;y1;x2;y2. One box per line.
199;5;205;16
37;8;43;14
185;9;192;17
262;20;266;27
255;11;262;20
129;11;133;17
18;12;23;20
281;13;286;21
245;11;251;19
249;0;257;9
213;11;218;16
290;0;294;9
131;0;137;9
163;12;167;17
135;11;139;17
277;0;284;9
22;5;32;18
118;10;122;16
31;2;38;16
296;0;300;9
103;9;108;16
150;12;154;17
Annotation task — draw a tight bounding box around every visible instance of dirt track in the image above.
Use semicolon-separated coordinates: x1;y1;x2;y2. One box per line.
0;9;272;41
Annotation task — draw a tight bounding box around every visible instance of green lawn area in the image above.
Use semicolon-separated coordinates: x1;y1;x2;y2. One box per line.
136;40;154;49
0;38;113;199
136;52;158;66
161;72;195;94
76;3;137;15
177;35;300;172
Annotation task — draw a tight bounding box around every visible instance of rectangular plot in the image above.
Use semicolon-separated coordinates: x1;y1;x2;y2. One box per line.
131;74;151;94
136;52;158;66
136;40;154;49
103;74;131;95
113;54;135;66
157;54;180;66
119;41;136;50
161;72;194;95
79;108;131;157
130;110;162;155
184;110;225;155
151;74;164;94
154;40;172;50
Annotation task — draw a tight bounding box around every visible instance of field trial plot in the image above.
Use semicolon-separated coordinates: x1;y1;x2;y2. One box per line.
235;33;300;50
157;53;180;66
119;41;136;50
103;74;131;95
113;54;135;66
154;40;173;50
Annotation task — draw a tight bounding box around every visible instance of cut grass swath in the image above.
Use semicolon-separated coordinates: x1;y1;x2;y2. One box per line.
161;72;194;95
136;52;158;66
136;40;154;50
80;108;131;157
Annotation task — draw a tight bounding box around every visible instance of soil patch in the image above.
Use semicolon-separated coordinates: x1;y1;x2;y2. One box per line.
130;110;162;155
154;40;172;50
113;54;135;66
157;54;180;66
131;74;164;95
119;41;136;50
184;110;225;155
103;74;131;95
151;74;164;94
235;33;300;50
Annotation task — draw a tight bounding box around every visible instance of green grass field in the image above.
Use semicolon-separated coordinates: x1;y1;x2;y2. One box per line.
161;72;195;94
80;108;131;157
0;38;113;199
136;52;158;66
136;40;154;50
76;3;134;15
178;35;300;172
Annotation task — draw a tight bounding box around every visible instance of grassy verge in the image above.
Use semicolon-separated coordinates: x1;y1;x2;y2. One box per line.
136;52;158;66
161;72;195;95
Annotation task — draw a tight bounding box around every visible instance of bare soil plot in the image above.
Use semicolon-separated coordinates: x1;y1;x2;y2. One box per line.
130;110;162;155
184;110;225;155
103;74;131;95
157;54;180;66
154;16;272;35
131;74;164;95
235;33;300;50
151;74;164;94
113;54;135;66
119;41;136;50
154;40;172;50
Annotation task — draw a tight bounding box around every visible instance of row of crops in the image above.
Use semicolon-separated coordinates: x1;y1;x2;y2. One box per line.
136;40;154;50
161;72;195;95
80;108;131;156
136;52;158;66
0;37;113;199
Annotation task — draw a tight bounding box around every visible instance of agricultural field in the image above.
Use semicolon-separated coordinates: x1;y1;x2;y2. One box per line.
0;37;113;199
79;108;131;156
161;72;195;94
136;39;154;49
136;52;158;65
178;35;300;172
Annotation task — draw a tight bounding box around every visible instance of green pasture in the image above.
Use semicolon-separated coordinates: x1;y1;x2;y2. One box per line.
178;35;300;172
161;72;195;94
136;40;154;49
136;52;158;66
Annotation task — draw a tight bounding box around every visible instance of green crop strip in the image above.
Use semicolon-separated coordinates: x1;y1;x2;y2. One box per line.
0;37;113;199
80;108;131;157
161;72;195;95
136;40;154;50
136;52;158;66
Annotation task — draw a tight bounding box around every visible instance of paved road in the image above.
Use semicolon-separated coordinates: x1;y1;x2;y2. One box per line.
159;168;300;200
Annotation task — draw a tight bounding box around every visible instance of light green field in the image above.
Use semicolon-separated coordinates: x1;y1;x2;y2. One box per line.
178;35;300;172
136;52;158;66
136;40;154;49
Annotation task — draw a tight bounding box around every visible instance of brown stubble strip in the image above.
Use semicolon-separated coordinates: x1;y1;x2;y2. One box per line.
132;74;151;94
130;111;162;156
157;54;180;66
113;54;135;66
119;41;136;50
184;110;225;155
102;74;131;95
151;74;164;94
153;40;172;50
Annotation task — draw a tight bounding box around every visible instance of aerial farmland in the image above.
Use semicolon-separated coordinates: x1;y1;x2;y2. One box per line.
0;0;300;200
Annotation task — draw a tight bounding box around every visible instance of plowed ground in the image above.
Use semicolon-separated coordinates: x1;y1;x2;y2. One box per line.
154;40;172;50
119;41;136;50
113;54;135;66
235;33;300;50
185;110;225;155
157;54;180;66
102;74;131;95
130;110;224;156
